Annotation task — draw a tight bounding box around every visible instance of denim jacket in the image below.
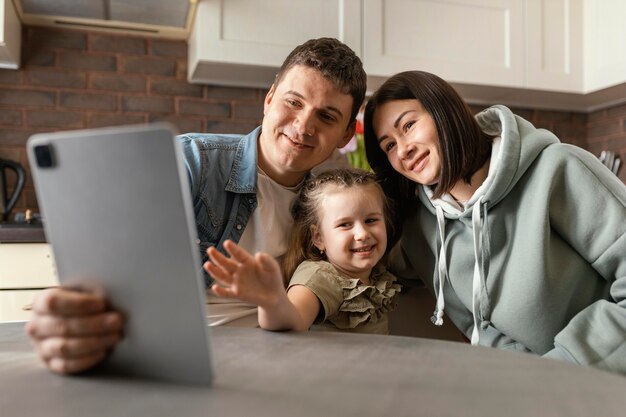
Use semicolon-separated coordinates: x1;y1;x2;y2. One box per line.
178;127;260;285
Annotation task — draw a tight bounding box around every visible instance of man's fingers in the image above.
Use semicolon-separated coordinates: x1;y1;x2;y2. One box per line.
26;312;123;339
32;288;107;317
47;352;108;375
37;334;120;361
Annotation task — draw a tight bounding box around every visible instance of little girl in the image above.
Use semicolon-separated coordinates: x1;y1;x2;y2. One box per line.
205;168;401;334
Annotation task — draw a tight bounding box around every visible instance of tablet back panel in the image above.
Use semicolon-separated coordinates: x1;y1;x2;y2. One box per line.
27;124;214;385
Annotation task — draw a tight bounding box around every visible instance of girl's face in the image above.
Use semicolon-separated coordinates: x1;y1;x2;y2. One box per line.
372;99;441;186
311;184;387;282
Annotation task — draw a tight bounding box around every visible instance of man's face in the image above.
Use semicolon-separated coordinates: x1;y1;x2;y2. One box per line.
259;65;356;186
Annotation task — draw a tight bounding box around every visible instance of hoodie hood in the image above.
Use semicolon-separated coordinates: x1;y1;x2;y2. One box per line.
419;105;559;344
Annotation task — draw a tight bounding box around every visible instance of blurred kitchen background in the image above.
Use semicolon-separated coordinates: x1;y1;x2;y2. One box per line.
1;0;625;217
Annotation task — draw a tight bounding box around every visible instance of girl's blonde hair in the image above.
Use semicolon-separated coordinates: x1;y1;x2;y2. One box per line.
282;168;394;282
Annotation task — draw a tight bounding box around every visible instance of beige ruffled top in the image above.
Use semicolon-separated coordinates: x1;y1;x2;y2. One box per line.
287;260;401;334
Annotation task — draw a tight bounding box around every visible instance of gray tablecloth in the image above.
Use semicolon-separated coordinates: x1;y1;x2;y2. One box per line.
1;321;625;416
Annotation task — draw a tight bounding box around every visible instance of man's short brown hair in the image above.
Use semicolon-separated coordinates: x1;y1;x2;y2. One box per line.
276;38;366;122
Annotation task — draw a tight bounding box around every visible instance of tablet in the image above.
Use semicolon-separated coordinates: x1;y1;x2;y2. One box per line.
27;123;214;385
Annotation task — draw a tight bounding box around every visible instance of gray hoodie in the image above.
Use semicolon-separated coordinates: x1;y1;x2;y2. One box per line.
391;105;626;374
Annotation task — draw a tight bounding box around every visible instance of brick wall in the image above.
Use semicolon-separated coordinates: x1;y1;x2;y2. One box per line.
0;27;265;215
1;26;625;216
585;104;626;183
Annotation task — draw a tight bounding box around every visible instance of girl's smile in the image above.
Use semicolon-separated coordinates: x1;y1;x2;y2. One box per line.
311;184;387;282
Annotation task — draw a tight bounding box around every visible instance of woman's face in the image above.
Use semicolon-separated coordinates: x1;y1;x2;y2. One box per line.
372;99;441;186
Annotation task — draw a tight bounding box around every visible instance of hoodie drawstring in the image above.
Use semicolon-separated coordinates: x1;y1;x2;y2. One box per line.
431;196;487;346
431;205;448;326
470;196;484;345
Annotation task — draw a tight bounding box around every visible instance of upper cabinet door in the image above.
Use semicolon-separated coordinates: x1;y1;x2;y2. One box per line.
363;0;525;87
526;0;583;92
188;0;362;88
582;0;626;93
0;0;21;69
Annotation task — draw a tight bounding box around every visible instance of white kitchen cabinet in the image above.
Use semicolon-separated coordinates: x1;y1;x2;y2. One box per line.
0;290;38;322
188;0;362;88
363;0;525;88
187;0;625;111
526;0;583;92
0;243;57;289
0;0;21;69
0;243;58;322
582;0;626;93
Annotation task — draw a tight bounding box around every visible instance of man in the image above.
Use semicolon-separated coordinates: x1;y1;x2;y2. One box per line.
25;38;367;374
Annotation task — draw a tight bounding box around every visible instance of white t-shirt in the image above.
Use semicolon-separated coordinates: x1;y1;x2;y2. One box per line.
206;167;300;327
237;167;300;257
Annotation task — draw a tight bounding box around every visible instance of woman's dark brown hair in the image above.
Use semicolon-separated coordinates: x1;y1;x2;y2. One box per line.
364;71;493;232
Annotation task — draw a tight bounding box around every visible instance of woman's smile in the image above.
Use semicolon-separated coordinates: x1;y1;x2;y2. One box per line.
406;151;430;173
373;99;441;186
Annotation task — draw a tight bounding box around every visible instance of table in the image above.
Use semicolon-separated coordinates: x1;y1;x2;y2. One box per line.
1;322;625;416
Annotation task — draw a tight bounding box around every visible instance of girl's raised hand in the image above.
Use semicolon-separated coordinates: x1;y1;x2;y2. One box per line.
204;240;286;308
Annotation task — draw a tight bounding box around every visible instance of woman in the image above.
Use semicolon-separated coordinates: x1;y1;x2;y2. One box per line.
363;70;626;374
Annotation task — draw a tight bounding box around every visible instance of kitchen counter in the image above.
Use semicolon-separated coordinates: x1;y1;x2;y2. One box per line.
0;223;46;243
1;322;625;416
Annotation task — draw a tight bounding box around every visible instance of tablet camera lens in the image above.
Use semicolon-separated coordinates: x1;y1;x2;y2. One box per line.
34;144;55;168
